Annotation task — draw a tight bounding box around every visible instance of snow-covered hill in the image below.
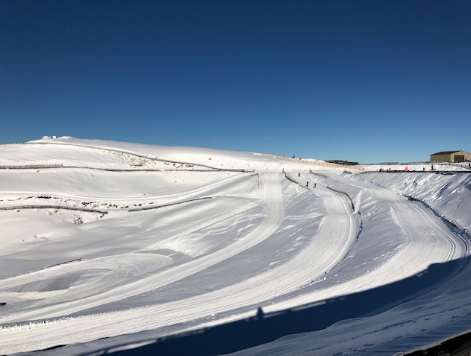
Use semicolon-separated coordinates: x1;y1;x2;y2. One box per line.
0;137;470;355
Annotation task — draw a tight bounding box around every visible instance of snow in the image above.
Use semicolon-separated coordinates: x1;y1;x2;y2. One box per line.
0;137;470;355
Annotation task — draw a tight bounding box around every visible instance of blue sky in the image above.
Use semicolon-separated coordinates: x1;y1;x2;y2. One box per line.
1;0;470;163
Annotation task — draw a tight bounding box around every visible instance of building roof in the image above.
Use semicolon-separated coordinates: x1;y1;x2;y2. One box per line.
431;150;462;155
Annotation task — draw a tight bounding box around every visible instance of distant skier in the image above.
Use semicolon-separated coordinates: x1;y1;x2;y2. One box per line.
314;183;317;188
306;182;309;187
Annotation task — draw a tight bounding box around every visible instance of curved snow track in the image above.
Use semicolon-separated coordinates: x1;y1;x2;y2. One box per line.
0;158;467;354
264;183;467;314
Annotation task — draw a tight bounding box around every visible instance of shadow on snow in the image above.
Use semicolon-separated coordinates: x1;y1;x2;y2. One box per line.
35;256;471;356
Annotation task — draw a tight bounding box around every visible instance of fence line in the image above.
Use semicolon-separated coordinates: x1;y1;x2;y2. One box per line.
0;164;254;173
128;197;213;212
262;154;365;171
0;205;108;214
27;142;227;171
283;173;309;190
326;186;356;211
0;164;63;169
362;170;471;175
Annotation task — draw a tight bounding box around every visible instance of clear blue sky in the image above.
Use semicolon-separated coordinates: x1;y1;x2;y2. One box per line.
1;0;470;163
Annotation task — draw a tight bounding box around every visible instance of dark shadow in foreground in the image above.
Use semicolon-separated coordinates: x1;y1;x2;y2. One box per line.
41;256;471;356
95;256;471;355
404;330;471;356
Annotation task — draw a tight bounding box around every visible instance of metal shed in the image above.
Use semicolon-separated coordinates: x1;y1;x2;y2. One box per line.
430;150;471;163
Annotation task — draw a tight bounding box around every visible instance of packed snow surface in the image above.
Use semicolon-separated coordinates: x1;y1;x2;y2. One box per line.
0;137;470;355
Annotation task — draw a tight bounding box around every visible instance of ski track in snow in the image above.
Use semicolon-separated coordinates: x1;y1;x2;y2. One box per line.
0;174;284;347
260;182;466;314
0;173;359;353
1;175;463;354
0;140;468;355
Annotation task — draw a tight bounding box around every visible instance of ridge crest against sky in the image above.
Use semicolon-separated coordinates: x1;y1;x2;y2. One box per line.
1;0;470;163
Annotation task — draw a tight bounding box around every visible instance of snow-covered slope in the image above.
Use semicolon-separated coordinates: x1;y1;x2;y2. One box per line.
0;138;470;355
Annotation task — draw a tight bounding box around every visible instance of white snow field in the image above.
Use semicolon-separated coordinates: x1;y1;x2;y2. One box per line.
0;137;471;355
